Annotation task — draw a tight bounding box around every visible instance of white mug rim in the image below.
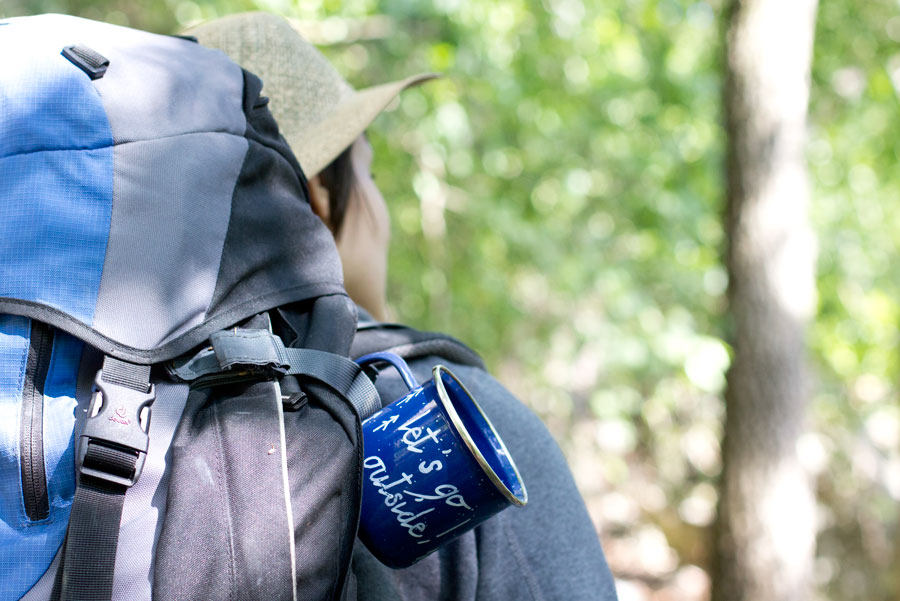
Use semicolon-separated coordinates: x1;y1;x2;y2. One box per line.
431;364;528;507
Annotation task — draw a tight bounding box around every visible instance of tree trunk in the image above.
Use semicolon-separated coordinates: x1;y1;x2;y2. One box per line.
713;1;819;601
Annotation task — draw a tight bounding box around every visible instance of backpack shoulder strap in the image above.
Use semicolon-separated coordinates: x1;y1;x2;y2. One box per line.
54;356;155;601
350;321;486;371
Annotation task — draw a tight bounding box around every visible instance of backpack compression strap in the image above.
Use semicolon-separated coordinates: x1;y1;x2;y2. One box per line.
53;357;155;601
351;321;486;371
169;328;382;420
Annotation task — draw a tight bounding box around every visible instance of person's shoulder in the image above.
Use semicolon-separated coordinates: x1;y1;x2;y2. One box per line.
351;312;486;371
352;313;619;601
351;311;546;439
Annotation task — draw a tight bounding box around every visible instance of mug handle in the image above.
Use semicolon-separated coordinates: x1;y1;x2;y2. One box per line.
355;352;420;391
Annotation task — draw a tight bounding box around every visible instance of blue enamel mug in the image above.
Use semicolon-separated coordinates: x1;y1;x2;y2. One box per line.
356;352;528;568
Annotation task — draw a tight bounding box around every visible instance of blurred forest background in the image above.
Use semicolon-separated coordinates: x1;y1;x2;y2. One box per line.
3;0;898;599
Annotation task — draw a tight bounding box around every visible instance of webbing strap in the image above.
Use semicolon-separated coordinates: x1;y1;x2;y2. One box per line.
280;347;381;419
169;329;382;419
351;324;486;370
55;457;133;600
100;356;151;393
52;357;154;601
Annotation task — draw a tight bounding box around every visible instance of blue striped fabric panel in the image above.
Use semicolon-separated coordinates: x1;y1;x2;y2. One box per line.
0;316;84;601
0;16;107;600
0;16;114;325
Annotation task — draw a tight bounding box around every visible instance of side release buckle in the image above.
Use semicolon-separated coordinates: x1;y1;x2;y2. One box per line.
76;370;156;488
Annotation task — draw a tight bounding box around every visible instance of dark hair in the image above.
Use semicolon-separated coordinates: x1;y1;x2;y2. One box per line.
317;145;354;239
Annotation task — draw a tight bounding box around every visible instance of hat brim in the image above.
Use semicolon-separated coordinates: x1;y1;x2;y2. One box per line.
183;12;437;177
292;72;438;177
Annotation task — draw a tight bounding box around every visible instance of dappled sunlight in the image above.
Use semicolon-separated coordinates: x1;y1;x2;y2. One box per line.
746;174;818;322
758;463;817;578
3;0;899;598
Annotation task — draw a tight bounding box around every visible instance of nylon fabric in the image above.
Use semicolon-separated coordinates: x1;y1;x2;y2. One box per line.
281;347;380;418
270;296;363;600
92;134;244;350
89;21;246;145
155;301;364;601
80;444;137;479
273;296;358;354
14;375;194;601
58;472;132;601
210;327;289;371
204;71;345;324
0;147;113;326
350;321;485;371
2;14;247;147
272;379;298;601
0;317;83;601
3;14;367;601
0;15;348;365
100;357;151;393
0;17;114;158
0;18;114;325
40;331;84;517
112;380;190;601
154;382;295;601
0;315;31;601
282;381;363;601
19;548;60;601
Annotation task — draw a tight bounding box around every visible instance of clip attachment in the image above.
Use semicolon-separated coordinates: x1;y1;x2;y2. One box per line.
77;370;155;488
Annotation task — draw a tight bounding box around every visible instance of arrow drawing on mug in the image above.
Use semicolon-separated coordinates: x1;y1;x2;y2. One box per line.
373;414;399;432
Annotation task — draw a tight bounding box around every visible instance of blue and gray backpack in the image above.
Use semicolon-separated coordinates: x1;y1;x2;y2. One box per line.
0;13;414;601
0;13;488;601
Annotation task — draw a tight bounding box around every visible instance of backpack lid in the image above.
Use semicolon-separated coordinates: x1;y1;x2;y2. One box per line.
0;14;347;364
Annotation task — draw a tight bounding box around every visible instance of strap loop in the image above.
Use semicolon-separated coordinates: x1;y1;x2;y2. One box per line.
210;328;290;374
169;329;382;419
281;347;382;419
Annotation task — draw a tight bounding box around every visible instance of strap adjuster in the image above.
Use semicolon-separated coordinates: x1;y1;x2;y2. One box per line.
210;328;290;374
76;370;155;488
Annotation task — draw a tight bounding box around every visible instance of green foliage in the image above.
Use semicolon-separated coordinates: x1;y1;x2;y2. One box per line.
808;1;900;598
4;0;899;598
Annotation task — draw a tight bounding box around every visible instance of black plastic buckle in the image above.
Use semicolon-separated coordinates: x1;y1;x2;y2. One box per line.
76;371;155;488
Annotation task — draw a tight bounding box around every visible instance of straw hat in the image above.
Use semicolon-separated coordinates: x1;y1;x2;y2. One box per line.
184;12;436;177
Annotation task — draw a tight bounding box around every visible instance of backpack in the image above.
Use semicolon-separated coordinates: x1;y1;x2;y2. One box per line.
0;14;389;601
